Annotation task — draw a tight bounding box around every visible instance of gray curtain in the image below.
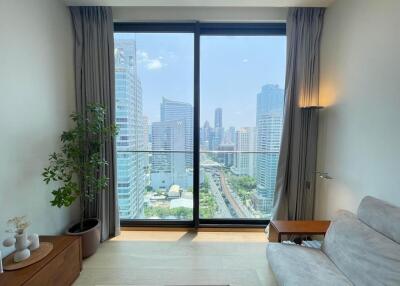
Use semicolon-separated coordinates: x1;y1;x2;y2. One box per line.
70;6;119;240
272;8;325;221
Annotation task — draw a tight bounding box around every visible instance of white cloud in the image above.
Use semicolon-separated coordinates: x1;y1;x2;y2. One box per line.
147;59;163;70
242;58;249;63
137;50;165;70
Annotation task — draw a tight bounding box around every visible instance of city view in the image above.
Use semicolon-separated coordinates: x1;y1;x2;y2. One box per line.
115;33;286;220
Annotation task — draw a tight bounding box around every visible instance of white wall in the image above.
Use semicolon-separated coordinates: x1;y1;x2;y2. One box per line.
113;7;288;22
0;0;78;257
315;0;400;219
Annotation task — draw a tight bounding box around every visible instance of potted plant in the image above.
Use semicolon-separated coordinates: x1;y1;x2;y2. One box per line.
42;104;117;258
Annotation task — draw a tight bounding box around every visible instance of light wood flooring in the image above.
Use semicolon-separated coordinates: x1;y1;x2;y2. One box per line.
74;230;277;286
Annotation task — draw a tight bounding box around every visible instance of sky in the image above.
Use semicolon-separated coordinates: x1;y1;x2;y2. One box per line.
115;33;286;128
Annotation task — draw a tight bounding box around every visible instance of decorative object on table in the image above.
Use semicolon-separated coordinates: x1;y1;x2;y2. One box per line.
0;236;80;285
42;104;118;258
0;250;3;274
2;216;41;263
3;242;53;271
28;233;40;251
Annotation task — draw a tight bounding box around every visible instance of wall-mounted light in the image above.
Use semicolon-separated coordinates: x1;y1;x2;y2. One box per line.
301;105;324;110
298;85;325;109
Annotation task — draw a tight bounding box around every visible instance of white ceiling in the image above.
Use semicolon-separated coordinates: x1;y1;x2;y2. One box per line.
65;0;336;7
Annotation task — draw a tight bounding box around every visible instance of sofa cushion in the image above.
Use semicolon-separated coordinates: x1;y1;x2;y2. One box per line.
322;210;400;286
267;243;352;286
357;196;400;243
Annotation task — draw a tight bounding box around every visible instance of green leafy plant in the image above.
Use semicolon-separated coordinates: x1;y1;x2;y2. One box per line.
42;104;118;231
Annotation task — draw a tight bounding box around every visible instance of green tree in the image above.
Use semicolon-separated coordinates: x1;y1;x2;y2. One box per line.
42;104;118;230
229;175;256;203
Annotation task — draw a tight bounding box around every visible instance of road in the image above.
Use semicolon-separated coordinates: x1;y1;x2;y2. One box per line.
219;171;247;218
205;171;232;218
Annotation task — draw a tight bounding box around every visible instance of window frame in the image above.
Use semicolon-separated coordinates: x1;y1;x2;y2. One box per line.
114;22;286;228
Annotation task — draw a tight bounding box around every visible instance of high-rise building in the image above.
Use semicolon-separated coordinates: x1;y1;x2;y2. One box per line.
115;38;146;219
214;108;223;128
200;120;211;150
212;108;224;151
217;144;235;167
151;98;194;190
254;84;284;217
151;120;187;189
256;85;284;123
231;127;256;177
142;116;149;150
160;97;193;167
142;115;150;168
225;126;236;145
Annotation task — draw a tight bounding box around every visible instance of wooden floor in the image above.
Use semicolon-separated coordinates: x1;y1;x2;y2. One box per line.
74;230;277;286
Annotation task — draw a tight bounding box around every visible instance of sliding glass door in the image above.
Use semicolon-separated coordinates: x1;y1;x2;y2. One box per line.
114;23;286;226
115;31;194;222
200;35;286;221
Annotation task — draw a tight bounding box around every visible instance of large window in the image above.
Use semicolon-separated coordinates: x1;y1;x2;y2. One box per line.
114;23;286;226
115;32;194;221
200;35;286;220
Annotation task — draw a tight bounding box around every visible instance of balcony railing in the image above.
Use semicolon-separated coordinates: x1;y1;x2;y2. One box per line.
116;150;279;220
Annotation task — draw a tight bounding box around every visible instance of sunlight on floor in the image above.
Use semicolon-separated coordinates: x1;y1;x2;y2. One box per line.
76;230;276;286
112;230;268;243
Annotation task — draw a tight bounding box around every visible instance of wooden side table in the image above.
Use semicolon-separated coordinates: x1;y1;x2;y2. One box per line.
0;235;82;286
268;220;331;242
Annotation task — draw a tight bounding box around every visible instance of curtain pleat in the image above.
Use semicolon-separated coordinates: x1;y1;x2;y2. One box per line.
70;6;119;241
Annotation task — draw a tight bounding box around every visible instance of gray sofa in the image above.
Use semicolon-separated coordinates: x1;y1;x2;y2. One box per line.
267;196;400;286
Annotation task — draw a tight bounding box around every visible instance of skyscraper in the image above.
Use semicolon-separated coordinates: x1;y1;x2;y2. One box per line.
142;115;150;165
226;126;236;145
151;98;194;189
115;38;146;219
214;108;223;128
254;84;284;217
256;85;284;123
160;97;193;167
217;144;235;167
231;127;256;177
200;120;211;150
151;120;187;189
212;108;224;150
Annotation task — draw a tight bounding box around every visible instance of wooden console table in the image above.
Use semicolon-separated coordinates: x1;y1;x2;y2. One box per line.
0;236;81;286
268;220;331;242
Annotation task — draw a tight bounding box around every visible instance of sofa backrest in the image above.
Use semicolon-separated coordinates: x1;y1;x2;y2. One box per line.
322;209;400;286
357;196;400;244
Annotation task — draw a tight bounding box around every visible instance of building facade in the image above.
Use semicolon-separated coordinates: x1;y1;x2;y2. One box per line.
160;97;193;167
254;84;284;217
151;120;188;189
115;38;146;219
151;98;194;190
231;127;256;177
217;144;235;167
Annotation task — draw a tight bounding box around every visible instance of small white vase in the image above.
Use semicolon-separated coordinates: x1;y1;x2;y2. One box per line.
0;250;3;273
28;233;40;251
14;249;30;263
14;232;31;263
15;232;30;250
